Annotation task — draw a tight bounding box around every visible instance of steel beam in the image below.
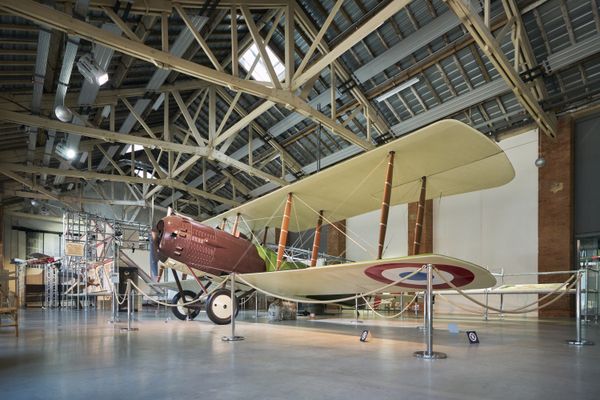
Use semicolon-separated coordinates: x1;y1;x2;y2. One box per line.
0;163;240;206
0;170;62;203
87;0;288;13
294;0;345;80
0;109;208;155
0;0;372;150
6;190;147;207
445;0;557;137
292;0;411;89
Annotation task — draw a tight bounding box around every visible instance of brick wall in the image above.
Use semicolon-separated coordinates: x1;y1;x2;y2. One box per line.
407;199;433;255
539;117;575;317
327;220;346;258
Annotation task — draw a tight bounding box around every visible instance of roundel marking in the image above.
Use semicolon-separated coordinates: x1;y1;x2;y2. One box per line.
364;262;475;290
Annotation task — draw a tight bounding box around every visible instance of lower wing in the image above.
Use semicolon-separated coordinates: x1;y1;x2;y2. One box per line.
238;254;495;298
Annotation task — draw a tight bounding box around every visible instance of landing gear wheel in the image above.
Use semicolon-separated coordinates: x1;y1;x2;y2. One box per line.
206;288;239;325
171;290;200;320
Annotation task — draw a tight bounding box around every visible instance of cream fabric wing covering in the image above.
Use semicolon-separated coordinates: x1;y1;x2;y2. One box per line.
239;254;497;295
204;120;515;232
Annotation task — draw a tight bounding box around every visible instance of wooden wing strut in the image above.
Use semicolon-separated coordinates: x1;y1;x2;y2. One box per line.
377;151;395;259
310;210;324;267
276;193;293;270
411;176;427;255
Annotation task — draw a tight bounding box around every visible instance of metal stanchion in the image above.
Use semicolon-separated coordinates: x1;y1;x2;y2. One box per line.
414;264;447;359
418;267;428;331
222;273;244;342
399;292;404;319
594;269;600;323
484;290;489;321
255;291;259;320
584;268;589;324
352;295;363;324
121;280;138;332
567;270;593;346
109;242;120;323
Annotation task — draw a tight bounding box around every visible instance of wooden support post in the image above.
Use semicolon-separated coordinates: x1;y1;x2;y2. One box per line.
377;151;395;259
310;211;324;267
276;193;293;270
411;176;427;255
232;213;241;237
219;218;227;230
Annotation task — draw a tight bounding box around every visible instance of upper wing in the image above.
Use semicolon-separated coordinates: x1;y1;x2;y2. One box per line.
203;120;514;232
237;254;496;297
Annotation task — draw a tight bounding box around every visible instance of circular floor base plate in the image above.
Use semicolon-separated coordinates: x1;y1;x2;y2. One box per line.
566;339;594;346
413;350;447;359
222;335;245;342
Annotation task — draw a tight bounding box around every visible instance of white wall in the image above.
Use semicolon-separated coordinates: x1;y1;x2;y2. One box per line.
346;130;539;315
433;130;539;315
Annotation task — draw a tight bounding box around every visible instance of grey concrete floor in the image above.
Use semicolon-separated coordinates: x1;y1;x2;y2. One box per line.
1;308;599;400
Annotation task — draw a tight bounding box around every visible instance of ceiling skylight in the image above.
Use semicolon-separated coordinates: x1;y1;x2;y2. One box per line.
239;43;285;83
124;144;144;154
134;168;155;179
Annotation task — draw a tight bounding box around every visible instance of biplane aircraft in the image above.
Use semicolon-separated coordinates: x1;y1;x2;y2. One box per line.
152;120;514;324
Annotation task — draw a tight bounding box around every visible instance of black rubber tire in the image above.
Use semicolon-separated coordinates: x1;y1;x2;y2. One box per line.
206;288;240;325
170;290;200;320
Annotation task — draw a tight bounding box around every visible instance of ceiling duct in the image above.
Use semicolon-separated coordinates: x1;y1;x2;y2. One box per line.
53;23;121;186
41;0;91;184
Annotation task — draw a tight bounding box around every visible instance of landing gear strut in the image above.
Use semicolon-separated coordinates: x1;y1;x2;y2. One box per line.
170;290;201;320
170;268;201;321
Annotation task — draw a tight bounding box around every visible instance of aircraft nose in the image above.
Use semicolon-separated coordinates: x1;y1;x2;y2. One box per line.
154;220;169;262
156;220;164;244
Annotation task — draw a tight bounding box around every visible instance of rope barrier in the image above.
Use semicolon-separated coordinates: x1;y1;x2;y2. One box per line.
239;290;257;307
128;278;228;308
115;291;129;306
436;294;494;315
360;293;419;319
433;267;579;314
235;265;427;304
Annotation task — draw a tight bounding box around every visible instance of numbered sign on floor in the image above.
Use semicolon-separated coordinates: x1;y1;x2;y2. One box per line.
360;330;370;342
466;330;479;344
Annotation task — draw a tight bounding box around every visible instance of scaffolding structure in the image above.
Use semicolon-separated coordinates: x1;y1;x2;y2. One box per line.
61;211;151;309
44;263;59;308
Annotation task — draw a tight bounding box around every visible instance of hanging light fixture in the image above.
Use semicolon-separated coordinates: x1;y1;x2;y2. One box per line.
77;53;109;86
535;129;546;168
54;104;73;122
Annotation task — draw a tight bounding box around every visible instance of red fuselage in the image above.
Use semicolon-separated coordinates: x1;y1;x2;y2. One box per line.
155;215;266;276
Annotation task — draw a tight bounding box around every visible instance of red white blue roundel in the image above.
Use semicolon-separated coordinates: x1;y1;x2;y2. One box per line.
364;263;475;290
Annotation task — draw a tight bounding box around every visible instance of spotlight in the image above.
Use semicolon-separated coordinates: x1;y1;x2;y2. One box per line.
54;104;73;122
65;148;77;160
77;53;109;86
56;142;77;160
535;156;546;168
